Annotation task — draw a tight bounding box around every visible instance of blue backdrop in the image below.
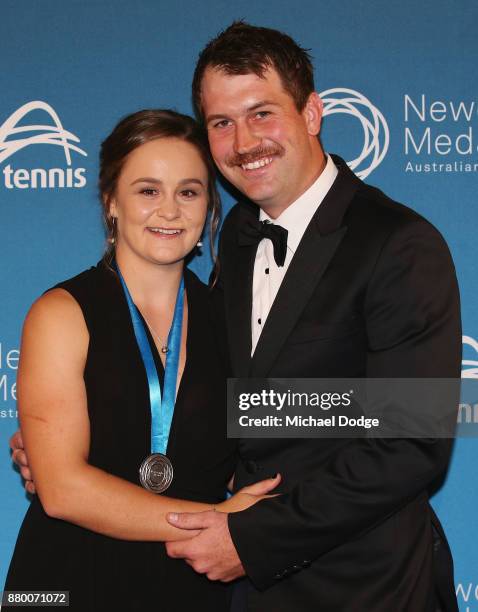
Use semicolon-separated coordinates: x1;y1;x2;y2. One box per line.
1;1;477;608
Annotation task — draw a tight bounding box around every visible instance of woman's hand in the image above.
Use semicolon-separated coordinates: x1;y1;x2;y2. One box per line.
219;474;281;513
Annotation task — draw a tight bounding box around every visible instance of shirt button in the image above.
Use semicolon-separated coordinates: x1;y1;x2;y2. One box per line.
258;318;262;325
265;268;270;274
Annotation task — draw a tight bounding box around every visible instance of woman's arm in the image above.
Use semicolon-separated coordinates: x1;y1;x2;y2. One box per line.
18;289;274;542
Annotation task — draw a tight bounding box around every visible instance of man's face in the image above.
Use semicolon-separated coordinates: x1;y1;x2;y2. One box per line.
201;66;324;217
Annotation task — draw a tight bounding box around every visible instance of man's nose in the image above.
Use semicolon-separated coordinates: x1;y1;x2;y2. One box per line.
234;122;261;155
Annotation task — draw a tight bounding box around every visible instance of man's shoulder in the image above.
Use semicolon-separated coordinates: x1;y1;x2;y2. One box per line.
350;181;445;244
219;201;257;257
221;200;253;231
329;154;436;236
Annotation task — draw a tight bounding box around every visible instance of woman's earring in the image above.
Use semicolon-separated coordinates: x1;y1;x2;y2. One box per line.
108;217;117;244
196;240;203;248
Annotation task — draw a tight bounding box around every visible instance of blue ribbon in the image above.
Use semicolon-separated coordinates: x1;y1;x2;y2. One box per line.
116;265;184;455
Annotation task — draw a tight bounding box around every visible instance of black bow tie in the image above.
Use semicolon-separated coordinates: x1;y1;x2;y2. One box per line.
238;217;288;267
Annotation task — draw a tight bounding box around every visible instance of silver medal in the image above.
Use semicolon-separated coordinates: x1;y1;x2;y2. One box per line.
139;453;174;493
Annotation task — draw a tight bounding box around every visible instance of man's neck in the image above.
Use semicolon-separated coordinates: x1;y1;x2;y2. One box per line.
260;152;328;219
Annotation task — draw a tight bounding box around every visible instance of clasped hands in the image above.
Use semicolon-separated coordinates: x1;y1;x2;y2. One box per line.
10;430;280;583
165;475;281;582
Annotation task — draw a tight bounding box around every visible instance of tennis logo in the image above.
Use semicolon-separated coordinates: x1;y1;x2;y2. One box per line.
0;100;87;189
320;88;389;180
462;336;478;379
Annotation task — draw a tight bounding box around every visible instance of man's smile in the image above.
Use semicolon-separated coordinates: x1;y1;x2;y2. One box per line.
240;156;274;171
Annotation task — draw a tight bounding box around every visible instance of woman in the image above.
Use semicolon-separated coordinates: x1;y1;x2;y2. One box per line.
4;109;278;611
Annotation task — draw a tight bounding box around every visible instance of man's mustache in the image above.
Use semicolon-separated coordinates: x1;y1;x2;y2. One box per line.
226;145;285;168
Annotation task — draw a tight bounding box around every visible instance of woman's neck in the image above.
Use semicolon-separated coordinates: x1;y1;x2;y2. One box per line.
114;248;184;310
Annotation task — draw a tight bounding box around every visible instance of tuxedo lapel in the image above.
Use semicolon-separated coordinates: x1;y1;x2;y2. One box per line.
250;156;362;377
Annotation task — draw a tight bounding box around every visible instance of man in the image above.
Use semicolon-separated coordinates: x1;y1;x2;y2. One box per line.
12;21;460;612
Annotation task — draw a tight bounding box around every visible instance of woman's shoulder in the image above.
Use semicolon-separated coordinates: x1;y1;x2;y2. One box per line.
184;266;208;293
184;267;222;313
185;267;230;369
23;285;88;351
30;261;114;333
50;260;114;299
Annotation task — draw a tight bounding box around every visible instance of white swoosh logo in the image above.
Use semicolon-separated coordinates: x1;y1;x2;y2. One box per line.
0;101;87;166
462;335;478;378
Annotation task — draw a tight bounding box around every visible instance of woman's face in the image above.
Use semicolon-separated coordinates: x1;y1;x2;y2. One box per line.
110;137;209;268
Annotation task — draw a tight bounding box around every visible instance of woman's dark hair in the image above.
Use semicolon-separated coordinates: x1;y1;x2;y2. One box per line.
99;109;221;269
192;21;315;120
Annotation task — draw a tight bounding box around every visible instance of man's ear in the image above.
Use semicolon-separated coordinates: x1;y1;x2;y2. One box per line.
303;92;323;137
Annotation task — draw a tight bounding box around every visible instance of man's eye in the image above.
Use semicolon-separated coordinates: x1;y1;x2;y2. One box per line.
213;119;232;129
255;111;270;119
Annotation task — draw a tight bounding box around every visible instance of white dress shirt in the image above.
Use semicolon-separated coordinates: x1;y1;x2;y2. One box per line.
251;154;338;354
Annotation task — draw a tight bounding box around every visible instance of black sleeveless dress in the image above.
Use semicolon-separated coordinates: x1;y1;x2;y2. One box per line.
4;261;236;611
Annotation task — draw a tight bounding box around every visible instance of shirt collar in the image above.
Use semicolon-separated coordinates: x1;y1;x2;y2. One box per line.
259;154;338;254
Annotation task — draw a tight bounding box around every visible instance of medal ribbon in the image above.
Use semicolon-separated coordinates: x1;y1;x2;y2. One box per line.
116;265;184;455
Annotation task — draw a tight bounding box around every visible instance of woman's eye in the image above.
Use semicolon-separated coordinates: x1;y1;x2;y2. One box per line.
180;189;197;198
140;188;158;196
141;187;159;198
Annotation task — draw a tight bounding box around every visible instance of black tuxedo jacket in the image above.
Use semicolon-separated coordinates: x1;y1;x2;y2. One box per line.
218;156;461;611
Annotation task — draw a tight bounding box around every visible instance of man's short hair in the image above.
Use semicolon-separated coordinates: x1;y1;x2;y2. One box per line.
192;21;315;120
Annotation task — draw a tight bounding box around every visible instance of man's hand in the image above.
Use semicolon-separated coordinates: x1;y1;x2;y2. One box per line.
165;510;245;582
9;430;36;494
